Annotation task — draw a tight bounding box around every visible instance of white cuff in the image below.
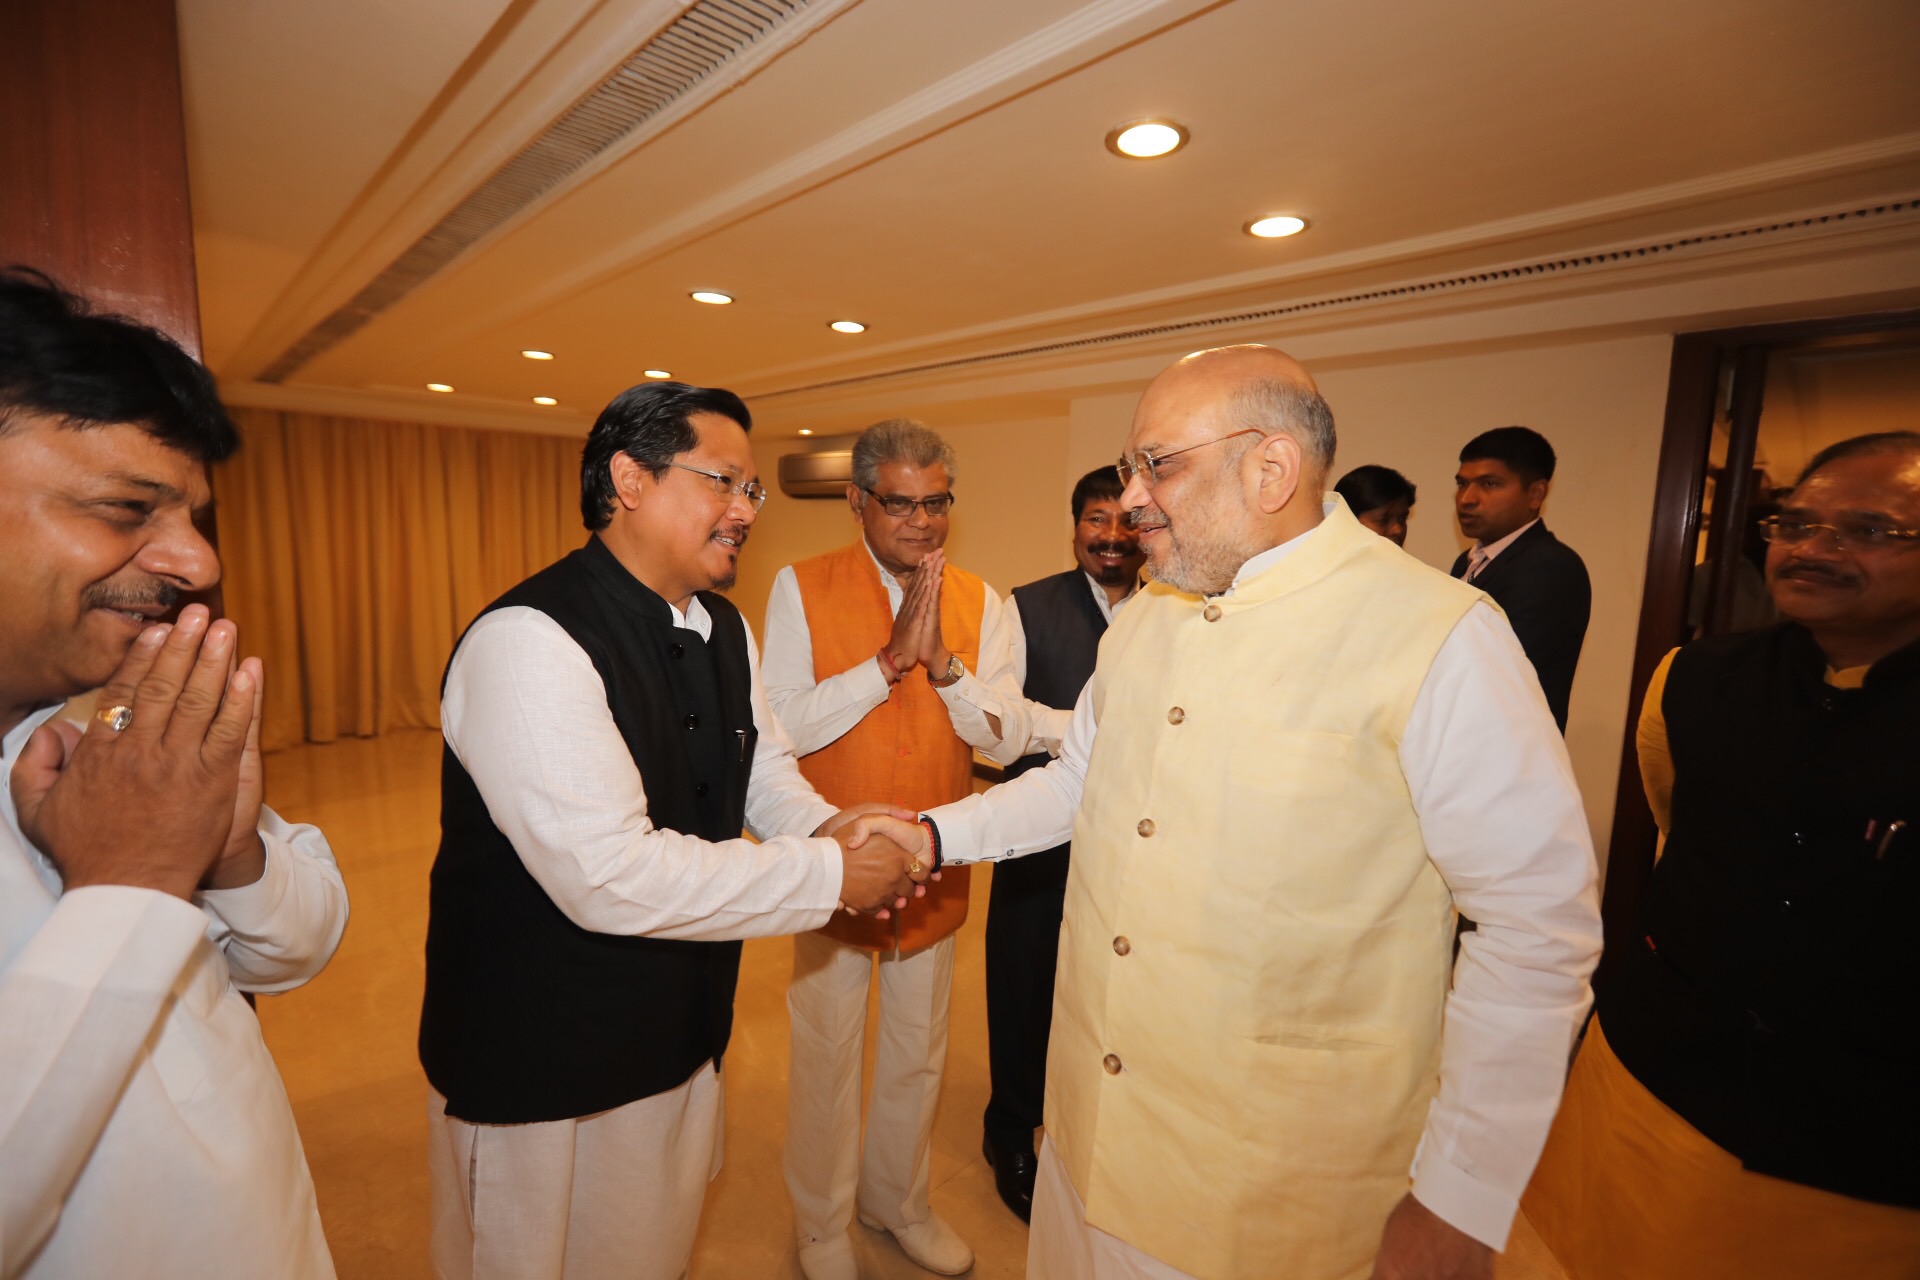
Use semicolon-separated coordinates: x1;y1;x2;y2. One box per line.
1410;1153;1518;1252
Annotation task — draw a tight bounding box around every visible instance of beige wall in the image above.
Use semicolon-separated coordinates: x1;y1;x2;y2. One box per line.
732;333;1673;852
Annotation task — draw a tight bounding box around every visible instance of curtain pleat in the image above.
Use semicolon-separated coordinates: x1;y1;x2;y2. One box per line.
213;407;586;751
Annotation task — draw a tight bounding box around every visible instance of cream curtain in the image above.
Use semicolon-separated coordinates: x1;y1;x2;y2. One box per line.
213;407;587;751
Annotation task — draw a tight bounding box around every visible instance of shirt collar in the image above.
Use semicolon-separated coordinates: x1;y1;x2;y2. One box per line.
1222;502;1333;596
1475;517;1540;562
1082;570;1137;624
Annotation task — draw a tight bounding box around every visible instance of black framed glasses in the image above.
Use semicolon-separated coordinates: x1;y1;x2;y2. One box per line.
669;463;768;512
1116;428;1266;487
1758;514;1920;553
863;488;954;518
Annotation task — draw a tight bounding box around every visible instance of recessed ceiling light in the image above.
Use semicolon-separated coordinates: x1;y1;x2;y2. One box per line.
426;382;454;393
829;320;867;334
1106;120;1189;159
644;369;672;379
532;396;558;406
690;290;733;305
520;349;554;360
1245;214;1309;239
798;428;813;436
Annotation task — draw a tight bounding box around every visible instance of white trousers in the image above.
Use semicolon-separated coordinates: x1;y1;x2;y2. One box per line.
784;931;956;1240
427;1062;724;1280
1029;1137;1198;1280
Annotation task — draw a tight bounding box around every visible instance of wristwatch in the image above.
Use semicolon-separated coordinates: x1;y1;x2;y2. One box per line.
929;654;964;688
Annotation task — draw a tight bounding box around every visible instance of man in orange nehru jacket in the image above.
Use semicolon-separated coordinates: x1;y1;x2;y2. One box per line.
762;418;1031;1280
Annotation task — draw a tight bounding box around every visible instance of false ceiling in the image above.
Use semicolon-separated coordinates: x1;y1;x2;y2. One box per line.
180;0;1920;435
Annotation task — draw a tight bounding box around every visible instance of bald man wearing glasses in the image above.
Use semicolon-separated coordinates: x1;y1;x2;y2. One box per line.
762;418;1031;1280
899;348;1601;1280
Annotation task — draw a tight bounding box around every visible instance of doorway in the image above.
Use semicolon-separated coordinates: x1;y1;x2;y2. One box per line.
1598;308;1920;973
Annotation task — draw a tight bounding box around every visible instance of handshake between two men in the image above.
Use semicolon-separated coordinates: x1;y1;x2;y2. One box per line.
813;805;936;918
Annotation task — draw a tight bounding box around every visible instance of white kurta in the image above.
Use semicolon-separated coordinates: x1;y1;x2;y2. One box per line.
927;517;1602;1261
0;705;349;1279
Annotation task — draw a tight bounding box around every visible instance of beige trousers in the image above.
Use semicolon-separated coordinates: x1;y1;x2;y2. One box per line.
427;1062;724;1280
1029;1137;1198;1280
784;930;956;1240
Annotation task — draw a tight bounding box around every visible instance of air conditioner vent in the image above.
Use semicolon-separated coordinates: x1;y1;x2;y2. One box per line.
260;0;814;383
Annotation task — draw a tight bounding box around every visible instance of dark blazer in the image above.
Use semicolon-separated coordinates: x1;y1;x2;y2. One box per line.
1450;521;1591;730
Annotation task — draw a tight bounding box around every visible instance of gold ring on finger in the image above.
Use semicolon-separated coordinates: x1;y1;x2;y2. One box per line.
907;858;924;877
96;704;134;733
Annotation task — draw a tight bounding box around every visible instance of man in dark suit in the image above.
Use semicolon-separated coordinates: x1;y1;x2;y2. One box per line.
1451;426;1591;730
981;467;1145;1222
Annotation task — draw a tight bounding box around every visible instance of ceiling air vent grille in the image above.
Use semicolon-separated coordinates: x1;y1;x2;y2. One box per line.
260;0;813;383
758;198;1920;399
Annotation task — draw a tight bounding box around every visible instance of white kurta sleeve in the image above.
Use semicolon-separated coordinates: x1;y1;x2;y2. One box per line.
442;606;844;941
761;565;894;757
740;622;840;842
1399;602;1604;1250
925;676;1093;863
933;587;1032;765
1003;593;1071;759
196;808;348;993
0;885;207;1271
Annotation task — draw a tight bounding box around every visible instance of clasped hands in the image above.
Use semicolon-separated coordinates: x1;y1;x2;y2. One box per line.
11;604;270;901
881;549;953;680
814;805;935;917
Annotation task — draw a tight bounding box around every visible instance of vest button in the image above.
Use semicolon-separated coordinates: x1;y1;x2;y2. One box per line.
1167;706;1185;724
1203;603;1222;622
684;713;699;729
669;643;685;659
1102;1053;1123;1075
1112;936;1130;956
695;782;709;798
1136;818;1155;837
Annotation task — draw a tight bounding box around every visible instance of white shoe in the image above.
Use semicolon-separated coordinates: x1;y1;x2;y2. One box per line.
858;1211;974;1275
796;1232;859;1280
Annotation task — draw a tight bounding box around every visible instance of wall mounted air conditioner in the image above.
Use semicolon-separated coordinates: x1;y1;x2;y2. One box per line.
778;448;853;498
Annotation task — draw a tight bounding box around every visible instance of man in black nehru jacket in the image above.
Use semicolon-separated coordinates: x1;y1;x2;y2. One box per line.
981;466;1145;1221
418;381;930;1280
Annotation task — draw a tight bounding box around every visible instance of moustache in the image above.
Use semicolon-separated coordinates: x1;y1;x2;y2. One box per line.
1776;561;1858;588
1124;510;1168;532
713;524;750;547
1087;540;1139;556
83;580;181;612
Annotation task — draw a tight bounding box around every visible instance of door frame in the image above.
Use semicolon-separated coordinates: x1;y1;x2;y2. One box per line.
1599;306;1920;977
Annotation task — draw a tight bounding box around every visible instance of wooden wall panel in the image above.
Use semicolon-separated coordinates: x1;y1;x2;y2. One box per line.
0;0;201;354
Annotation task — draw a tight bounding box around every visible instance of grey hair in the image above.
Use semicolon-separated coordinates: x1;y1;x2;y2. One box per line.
850;418;958;490
1227;379;1337;475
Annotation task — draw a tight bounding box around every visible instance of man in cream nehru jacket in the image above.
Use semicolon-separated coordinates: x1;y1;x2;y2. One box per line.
907;346;1604;1280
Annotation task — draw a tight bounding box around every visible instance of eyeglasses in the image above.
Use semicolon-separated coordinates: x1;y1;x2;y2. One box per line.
1758;514;1920;553
863;488;955;518
1116;429;1266;488
668;463;768;512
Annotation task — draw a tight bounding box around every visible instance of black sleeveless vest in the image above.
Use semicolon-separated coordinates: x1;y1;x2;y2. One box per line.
419;537;759;1124
1599;624;1920;1207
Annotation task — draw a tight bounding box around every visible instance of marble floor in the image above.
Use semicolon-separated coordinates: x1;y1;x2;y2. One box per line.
255;728;1571;1279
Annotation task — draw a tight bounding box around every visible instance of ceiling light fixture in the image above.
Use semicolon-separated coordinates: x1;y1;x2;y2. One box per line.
689;290;733;305
829;320;867;334
645;369;672;379
1106;119;1189;159
520;349;554;360
533;396;558;406
426;382;454;393
1245;214;1309;239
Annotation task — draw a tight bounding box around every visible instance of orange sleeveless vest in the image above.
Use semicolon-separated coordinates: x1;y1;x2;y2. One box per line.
791;540;982;954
